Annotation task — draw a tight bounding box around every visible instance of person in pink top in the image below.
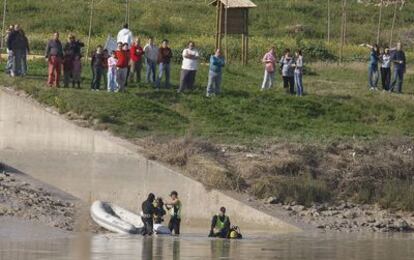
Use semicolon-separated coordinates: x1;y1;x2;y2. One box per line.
261;46;277;91
107;51;118;92
72;54;82;88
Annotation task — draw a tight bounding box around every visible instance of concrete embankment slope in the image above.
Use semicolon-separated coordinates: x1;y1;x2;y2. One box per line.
0;89;301;233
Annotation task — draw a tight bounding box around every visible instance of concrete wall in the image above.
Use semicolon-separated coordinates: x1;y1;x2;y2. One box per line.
0;89;301;233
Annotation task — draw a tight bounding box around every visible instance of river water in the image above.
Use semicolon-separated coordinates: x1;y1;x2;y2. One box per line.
1;220;413;260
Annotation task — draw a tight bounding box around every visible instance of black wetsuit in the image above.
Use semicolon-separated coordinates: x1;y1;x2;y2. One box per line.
141;199;155;235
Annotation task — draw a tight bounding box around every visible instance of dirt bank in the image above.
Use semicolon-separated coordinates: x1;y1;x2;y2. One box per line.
138;137;414;232
0;163;102;233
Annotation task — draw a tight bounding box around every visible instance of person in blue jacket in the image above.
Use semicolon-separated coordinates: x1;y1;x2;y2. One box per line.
206;48;225;97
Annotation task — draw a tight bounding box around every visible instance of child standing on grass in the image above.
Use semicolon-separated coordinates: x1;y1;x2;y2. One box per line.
91;45;105;91
107;51;118;92
360;43;380;90
63;49;73;88
294;50;304;96
72;54;82;88
261;46;276;91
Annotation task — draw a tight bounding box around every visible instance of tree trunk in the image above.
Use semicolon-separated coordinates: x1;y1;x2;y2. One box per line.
340;0;347;62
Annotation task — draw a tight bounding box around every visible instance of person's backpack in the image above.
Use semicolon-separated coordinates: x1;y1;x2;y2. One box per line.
228;225;242;239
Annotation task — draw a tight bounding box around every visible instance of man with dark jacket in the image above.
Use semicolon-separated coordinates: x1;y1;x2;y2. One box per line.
64;34;84;58
7;24;29;77
208;207;231;238
141;193;156;236
390;42;406;93
45;32;64;87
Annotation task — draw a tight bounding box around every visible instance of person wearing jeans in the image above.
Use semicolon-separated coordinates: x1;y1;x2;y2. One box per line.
206;49;225;97
390;42;406;93
361;43;380;90
156;39;173;89
280;49;295;95
261;47;276;91
45;32;63;87
144;37;158;84
90;45;105;91
380;48;391;91
116;43;129;92
294;50;304;96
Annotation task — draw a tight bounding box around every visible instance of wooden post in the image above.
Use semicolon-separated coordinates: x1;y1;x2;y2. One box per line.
224;0;228;62
1;0;7;53
340;0;347;63
377;0;383;45
217;2;222;50
85;0;94;64
327;0;330;43
215;0;220;49
389;3;398;47
245;9;249;65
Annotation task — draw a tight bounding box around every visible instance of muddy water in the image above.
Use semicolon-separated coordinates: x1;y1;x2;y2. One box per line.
1;230;414;260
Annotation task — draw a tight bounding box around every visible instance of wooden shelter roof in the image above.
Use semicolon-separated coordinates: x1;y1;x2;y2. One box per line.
209;0;257;9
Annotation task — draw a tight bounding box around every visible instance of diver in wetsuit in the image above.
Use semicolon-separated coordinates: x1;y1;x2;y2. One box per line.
208;207;231;238
141;193;156;235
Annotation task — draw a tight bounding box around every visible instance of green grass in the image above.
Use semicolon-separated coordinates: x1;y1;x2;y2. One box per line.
5;0;414;62
2;59;414;144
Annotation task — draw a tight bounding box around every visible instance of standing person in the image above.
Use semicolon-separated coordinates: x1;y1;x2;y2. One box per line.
63;48;73;88
129;37;144;84
294;50;304;96
208;207;231;238
206;48;225;97
7;24;29;77
261;47;277;91
102;49;109;88
107;51;118;92
141;193;156;236
72;54;82;88
64;34;84;58
390;42;406;93
117;23;133;48
116;43;129;92
90;45;105;91
4;25;14;75
380;47;392;91
156;39;173;89
165;191;182;236
361;43;380;90
280;49;295;95
144;37;158;84
178;41;200;93
45;32;64;87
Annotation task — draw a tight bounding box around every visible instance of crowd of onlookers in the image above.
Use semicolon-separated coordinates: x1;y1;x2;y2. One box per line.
361;42;406;93
4;23;409;97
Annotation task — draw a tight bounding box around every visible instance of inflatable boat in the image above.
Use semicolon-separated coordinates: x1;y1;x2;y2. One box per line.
90;201;144;234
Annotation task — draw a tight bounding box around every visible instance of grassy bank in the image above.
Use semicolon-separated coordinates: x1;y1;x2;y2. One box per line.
2;58;414;210
2;0;414;211
5;0;414;62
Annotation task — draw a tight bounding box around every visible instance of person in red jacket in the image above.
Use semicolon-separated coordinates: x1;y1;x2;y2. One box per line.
116;42;129;92
129;37;144;84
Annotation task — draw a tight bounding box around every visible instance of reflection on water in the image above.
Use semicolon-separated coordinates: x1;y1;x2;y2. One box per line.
1;232;414;260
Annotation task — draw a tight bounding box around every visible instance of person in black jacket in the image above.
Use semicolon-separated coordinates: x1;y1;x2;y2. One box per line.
90;45;105;91
154;197;166;224
141;193;156;236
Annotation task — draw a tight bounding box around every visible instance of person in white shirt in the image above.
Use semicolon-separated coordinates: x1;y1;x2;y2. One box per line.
380;47;392;91
116;23;133;48
178;41;199;93
143;36;158;84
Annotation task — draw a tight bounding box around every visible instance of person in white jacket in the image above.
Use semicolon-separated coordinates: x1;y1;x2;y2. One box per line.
117;23;133;48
